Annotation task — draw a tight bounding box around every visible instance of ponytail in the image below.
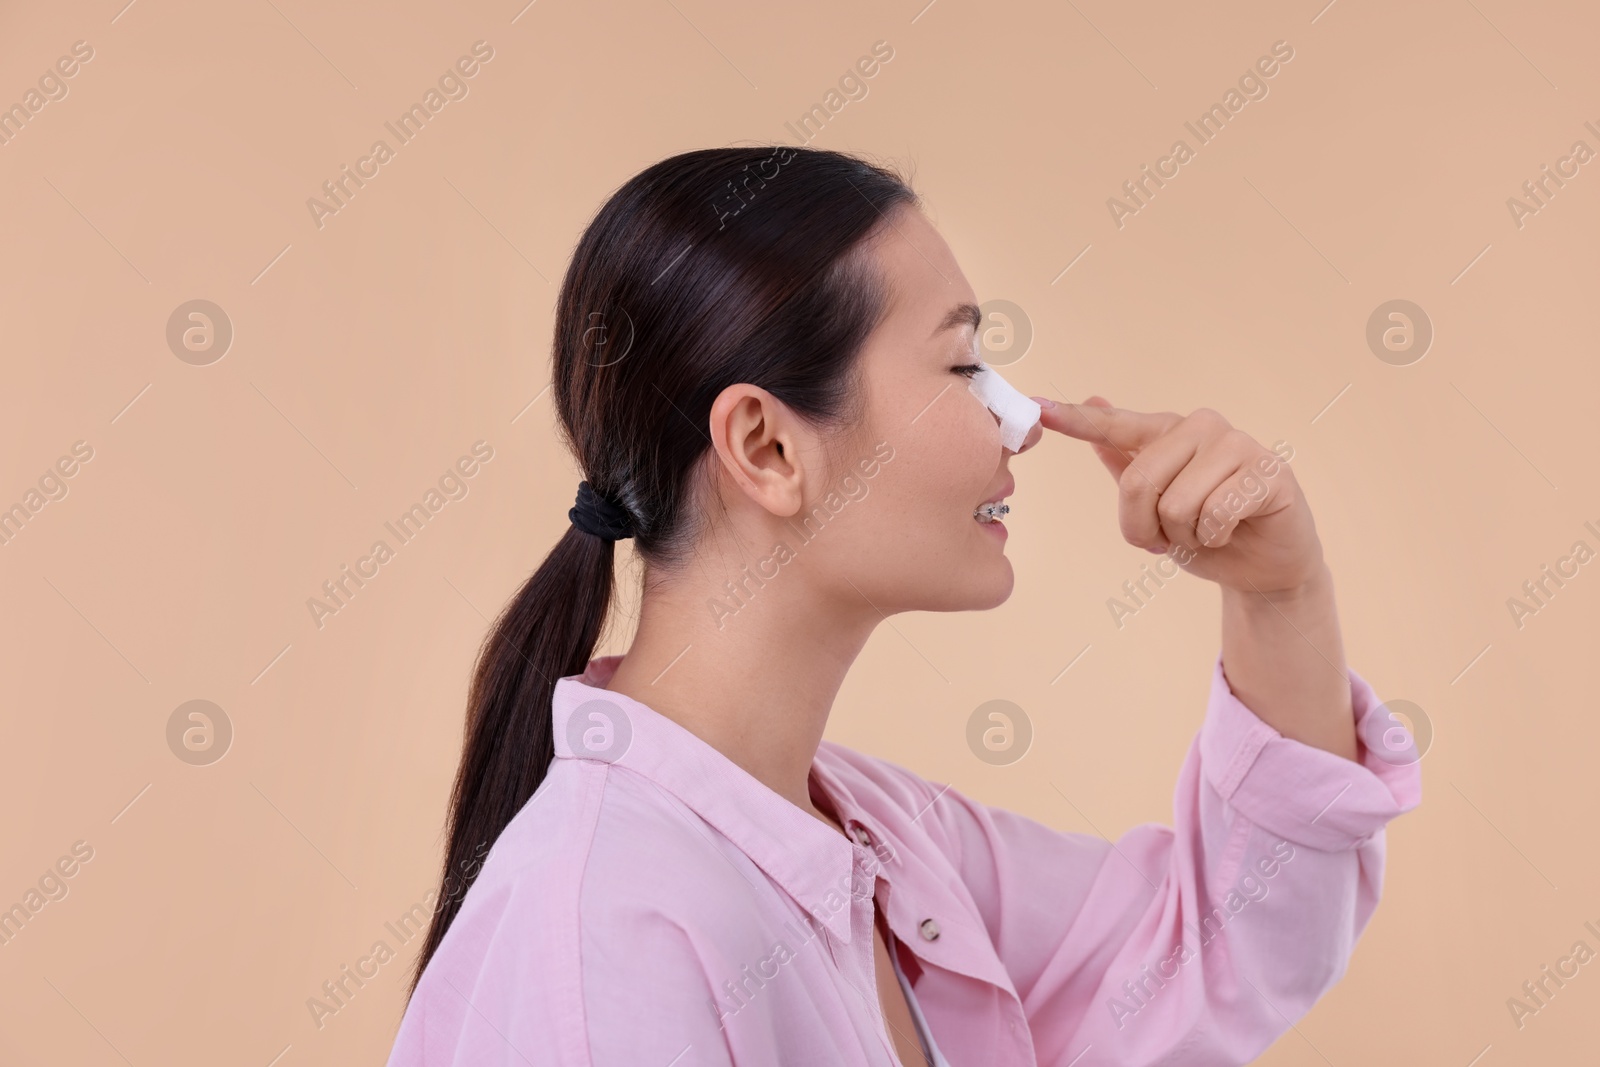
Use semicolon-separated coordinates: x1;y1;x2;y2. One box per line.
407;524;616;994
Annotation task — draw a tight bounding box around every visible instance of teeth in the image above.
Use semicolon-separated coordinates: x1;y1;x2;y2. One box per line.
974;501;1010;523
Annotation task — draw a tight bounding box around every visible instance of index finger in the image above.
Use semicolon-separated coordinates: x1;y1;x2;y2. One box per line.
1037;400;1179;453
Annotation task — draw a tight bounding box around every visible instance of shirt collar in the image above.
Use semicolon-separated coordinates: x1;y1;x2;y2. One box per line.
551;655;871;945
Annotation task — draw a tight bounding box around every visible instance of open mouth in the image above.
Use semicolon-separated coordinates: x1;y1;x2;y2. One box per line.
972;489;1011;524
974;500;1009;523
973;476;1014;523
972;476;1011;524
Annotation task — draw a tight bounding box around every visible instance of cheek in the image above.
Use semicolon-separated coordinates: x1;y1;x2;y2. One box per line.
948;379;1004;460
906;384;1003;507
859;374;1003;538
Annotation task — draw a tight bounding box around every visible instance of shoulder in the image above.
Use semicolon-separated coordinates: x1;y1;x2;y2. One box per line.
419;756;784;982
394;759;761;1063
453;757;767;937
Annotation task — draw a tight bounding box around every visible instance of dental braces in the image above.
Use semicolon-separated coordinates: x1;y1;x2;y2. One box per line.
974;501;1010;523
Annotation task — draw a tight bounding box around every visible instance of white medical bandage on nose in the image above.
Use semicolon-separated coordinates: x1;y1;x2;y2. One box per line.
966;358;1041;452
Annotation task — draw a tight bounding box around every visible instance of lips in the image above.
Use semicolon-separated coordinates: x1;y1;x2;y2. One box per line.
974;475;1014;524
979;475;1015;509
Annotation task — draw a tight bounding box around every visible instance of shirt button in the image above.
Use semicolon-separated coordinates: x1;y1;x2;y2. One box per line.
851;824;873;847
919;918;941;942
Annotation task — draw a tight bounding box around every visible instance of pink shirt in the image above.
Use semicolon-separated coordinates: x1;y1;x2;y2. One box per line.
387;651;1421;1066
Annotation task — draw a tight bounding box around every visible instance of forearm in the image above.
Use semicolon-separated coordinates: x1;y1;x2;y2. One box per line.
1219;562;1359;762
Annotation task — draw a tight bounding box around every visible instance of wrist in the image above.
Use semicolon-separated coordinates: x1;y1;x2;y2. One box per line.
1223;560;1333;604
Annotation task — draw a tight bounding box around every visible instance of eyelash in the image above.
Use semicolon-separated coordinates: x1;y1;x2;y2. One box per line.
951;362;985;378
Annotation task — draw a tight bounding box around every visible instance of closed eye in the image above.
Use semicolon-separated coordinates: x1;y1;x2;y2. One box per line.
951;362;985;378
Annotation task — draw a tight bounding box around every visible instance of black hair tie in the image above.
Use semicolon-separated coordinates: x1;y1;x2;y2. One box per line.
569;480;635;541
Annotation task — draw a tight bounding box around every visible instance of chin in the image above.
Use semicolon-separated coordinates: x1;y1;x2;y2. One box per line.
909;559;1013;612
967;557;1015;610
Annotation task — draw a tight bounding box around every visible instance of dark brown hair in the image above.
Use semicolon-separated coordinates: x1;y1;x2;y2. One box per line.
408;145;919;992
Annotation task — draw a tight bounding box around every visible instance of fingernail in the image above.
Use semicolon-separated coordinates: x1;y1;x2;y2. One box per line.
1031;396;1056;409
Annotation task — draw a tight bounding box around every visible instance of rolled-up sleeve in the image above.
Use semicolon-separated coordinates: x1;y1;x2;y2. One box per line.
914;651;1423;1066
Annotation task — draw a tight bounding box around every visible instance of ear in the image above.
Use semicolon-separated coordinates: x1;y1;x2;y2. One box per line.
707;383;807;519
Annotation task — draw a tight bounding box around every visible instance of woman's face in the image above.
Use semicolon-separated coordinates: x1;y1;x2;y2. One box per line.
806;204;1042;615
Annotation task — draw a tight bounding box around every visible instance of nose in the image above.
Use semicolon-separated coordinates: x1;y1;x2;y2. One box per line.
1003;414;1043;455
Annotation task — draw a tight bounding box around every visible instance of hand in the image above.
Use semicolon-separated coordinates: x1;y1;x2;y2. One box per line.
1033;396;1323;595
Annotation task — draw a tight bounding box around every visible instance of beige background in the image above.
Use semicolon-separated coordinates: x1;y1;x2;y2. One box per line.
1;0;1595;1063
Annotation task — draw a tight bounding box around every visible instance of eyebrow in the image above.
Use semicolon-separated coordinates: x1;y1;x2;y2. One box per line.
931;302;982;338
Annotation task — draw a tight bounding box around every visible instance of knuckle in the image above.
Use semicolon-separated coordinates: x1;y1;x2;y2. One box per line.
1118;466;1154;504
1225;427;1257;450
1115;462;1138;491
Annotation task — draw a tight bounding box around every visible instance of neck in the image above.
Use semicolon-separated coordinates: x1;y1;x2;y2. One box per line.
602;551;879;821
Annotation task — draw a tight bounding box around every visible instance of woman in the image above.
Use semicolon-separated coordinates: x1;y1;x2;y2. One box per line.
387;146;1421;1066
